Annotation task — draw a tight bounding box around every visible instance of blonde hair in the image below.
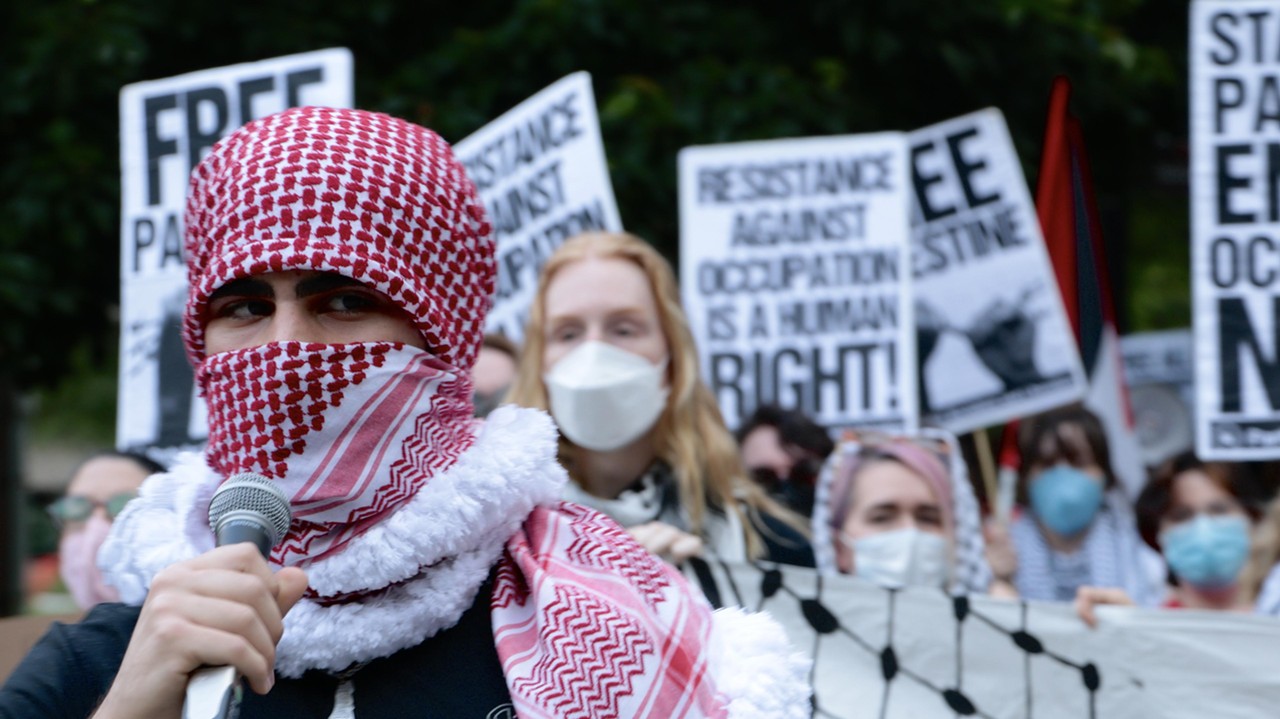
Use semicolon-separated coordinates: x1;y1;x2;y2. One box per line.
508;231;802;557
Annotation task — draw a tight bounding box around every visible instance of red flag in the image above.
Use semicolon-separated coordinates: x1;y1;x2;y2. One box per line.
999;76;1145;499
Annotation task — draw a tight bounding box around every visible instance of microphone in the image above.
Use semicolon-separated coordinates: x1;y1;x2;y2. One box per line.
183;473;293;719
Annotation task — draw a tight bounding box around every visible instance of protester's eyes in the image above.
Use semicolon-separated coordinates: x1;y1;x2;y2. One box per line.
916;508;944;528
866;509;896;525
321;290;383;315
611;321;640;338
549;323;582;343
1205;500;1241;516
210;298;273;320
1166;505;1195;524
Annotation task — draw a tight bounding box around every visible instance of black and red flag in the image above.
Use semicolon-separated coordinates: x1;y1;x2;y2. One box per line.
997;76;1145;507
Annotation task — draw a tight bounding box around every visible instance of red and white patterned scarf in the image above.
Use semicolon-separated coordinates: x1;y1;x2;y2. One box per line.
182;106;493;567
197;340;475;565
139;106;777;714
495;502;729;719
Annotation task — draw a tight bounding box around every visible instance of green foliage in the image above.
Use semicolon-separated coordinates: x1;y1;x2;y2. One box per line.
26;340;118;446
1;0;1187;399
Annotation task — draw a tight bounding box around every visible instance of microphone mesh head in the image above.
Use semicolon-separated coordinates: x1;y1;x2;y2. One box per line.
207;473;293;548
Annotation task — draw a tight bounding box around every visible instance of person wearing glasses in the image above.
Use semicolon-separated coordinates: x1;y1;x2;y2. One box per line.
48;451;165;610
736;404;835;518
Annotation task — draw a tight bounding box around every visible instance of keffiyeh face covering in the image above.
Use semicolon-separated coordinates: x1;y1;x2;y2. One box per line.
181;106;496;568
198;341;476;565
147;108;756;717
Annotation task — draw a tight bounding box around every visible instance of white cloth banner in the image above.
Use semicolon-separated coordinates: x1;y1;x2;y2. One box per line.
454;71;623;343
688;560;1280;719
1191;0;1280;460
908;109;1086;433
117;48;354;459
678;133;916;432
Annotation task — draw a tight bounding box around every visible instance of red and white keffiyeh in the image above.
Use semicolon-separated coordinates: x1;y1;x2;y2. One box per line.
182;106;493;566
182;105;493;371
494;502;729;719
197;340;475;565
99;106;810;716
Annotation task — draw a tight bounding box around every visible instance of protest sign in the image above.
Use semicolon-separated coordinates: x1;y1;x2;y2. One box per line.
679;133;916;432
687;559;1280;719
908;109;1086;433
454;71;623;342
1121;330;1195;466
117;48;353;458
1191;1;1280;459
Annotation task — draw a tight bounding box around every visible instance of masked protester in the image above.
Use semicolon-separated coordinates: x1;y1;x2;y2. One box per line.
810;430;994;595
48;452;165;609
1134;453;1259;610
736;404;834;518
1008;405;1162;606
507;232;813;568
0;108;809;719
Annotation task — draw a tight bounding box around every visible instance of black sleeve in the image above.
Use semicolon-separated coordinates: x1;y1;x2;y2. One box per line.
0;603;140;719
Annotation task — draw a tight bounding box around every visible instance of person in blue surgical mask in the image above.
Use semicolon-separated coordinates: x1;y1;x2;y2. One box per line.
1008;405;1161;607
508;232;812;567
1134;453;1259;610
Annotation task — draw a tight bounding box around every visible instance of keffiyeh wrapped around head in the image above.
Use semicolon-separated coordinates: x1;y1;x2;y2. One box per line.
811;428;992;594
102;107;812;715
179;106;497;566
182;105;495;370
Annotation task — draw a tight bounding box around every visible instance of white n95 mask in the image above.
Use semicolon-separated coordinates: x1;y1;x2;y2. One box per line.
544;341;669;452
842;527;951;590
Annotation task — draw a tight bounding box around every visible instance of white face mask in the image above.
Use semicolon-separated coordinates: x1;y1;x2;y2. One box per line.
60;514;121;609
544;341;669;452
841;527;951;590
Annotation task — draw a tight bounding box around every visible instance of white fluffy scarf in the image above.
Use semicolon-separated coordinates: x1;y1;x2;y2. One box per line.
100;405;813;717
100;405;566;677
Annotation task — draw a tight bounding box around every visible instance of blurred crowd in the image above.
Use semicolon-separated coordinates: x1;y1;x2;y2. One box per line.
32;229;1280;629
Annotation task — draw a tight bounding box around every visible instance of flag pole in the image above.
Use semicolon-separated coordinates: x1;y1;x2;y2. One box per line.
972;429;998;517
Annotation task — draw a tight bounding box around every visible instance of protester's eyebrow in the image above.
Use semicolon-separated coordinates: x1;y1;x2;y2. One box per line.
295;273;368;298
208;277;272;303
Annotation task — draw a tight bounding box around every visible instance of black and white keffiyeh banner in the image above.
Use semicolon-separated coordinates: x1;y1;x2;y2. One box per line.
686;560;1280;718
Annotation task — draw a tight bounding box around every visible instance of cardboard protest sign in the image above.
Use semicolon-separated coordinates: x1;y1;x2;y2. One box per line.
679;134;916;432
117;48;353;459
908;109;1086;433
687;560;1280;719
454;72;623;342
1191;1;1280;459
1121;330;1195;466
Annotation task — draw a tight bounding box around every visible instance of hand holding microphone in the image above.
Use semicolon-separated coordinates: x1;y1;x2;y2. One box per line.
183;474;296;719
93;474;307;719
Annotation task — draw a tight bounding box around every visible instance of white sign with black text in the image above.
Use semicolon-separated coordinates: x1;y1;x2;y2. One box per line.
679;133;916;432
117;48;354;458
1191;1;1280;459
908;109;1086;433
1121;329;1196;466
455;71;623;343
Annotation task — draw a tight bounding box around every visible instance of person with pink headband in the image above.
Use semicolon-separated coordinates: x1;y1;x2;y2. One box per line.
0;107;808;718
811;430;997;595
